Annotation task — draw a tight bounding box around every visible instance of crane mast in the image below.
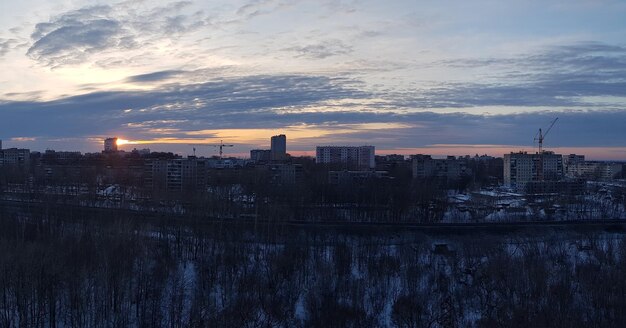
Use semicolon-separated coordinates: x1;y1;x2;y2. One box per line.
534;118;558;181
535;117;558;155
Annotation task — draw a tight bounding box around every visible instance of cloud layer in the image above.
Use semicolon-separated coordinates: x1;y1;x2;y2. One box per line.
389;42;626;109
1;70;625;154
26;1;206;67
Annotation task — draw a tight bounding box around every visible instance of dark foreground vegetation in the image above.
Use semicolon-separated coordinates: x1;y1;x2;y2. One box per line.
1;203;626;327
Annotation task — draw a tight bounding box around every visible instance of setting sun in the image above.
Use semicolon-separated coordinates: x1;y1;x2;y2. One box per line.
116;139;130;146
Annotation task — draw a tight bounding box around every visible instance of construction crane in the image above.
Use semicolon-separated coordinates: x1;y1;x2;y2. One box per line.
188;140;234;159
534;117;558;181
534;117;559;154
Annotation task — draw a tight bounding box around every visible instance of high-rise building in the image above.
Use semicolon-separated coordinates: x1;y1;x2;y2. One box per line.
104;138;118;153
315;146;376;169
504;151;563;191
270;134;287;161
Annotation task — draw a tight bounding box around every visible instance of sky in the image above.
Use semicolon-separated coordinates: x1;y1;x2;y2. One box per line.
1;0;626;159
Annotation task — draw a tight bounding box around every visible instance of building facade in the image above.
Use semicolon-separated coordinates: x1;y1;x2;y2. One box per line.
411;155;471;180
104;138;118;153
250;149;271;163
567;161;623;181
268;164;303;185
564;154;585;169
504;151;564;191
145;158;207;192
315;146;375;169
0;148;31;166
270;134;287;161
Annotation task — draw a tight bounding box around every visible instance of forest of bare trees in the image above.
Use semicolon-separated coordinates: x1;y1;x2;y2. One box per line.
1;202;626;327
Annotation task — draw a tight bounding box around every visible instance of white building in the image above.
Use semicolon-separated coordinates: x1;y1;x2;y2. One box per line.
315;146;375;169
504;151;563;191
562;153;622;180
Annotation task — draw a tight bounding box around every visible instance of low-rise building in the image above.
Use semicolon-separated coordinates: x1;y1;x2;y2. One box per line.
42;150;82;164
411;155;472;181
564;154;623;181
525;179;586;196
566;161;623;181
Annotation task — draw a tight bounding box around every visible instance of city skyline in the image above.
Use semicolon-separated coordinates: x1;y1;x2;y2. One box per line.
4;134;626;163
1;1;626;159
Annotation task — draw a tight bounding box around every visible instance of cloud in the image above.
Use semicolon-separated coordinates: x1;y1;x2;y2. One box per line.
393;42;626;108
123;67;237;84
10;137;37;142
28;19;124;65
0;74;367;138
7;38;626;153
3;90;43;101
126;70;186;83
26;1;208;67
1;70;625;152
235;0;296;19
322;0;360;14
284;110;626;151
283;39;353;59
0;38;18;57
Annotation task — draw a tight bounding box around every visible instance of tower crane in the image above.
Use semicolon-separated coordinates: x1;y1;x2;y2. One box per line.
533;117;558;181
534;117;558;154
188;140;234;159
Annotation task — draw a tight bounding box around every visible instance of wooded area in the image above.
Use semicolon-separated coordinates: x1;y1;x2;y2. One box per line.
1;203;625;327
